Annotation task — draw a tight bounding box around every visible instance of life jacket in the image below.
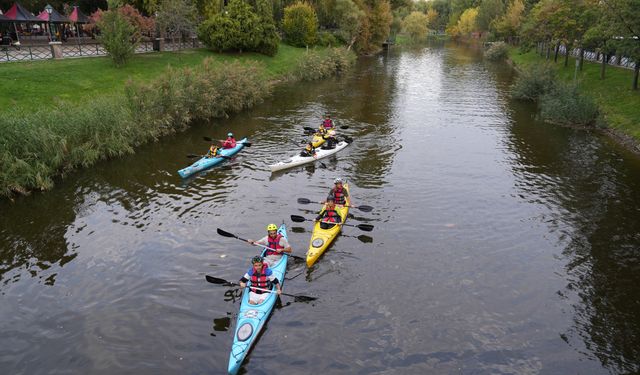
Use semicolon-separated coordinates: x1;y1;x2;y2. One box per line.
209;146;219;156
322;119;334;129
322;208;339;223
249;263;270;293
317;127;327;135
332;187;346;205
266;234;284;256
222;137;236;149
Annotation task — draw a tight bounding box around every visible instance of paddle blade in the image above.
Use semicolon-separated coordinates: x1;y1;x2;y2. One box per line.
357;224;374;232
206;275;230;284
187;154;201;158
297;198;312;204
339;125;349;130
357;235;373;243
240;142;252;147
356;205;373;212
293;295;317;302
303;126;316;132
343;136;354;144
290;215;306;223
217;228;237;238
203;136;213;142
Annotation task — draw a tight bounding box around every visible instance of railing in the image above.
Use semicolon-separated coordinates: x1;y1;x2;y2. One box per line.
541;43;637;70
0;38;200;63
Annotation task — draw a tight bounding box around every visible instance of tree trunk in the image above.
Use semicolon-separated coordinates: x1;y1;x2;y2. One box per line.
564;44;570;67
633;62;639;90
546;42;551;60
600;54;607;80
554;43;559;62
579;48;584;71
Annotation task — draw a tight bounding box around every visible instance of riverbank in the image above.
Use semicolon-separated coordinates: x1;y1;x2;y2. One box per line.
508;49;640;153
0;44;355;199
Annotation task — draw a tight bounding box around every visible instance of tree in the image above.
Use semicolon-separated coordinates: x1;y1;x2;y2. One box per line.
156;0;198;43
493;0;524;41
335;0;366;49
457;7;479;35
476;0;505;33
599;0;640;89
197;0;263;53
283;2;319;47
403;11;429;42
254;0;280;56
97;9;137;66
426;8;439;30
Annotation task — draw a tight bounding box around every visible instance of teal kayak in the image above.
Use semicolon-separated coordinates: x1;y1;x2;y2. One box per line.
178;138;248;178
227;224;288;375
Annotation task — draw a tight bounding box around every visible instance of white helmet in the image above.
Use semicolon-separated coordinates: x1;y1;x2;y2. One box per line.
334;177;344;184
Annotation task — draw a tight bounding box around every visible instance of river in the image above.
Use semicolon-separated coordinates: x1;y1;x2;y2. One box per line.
1;43;639;374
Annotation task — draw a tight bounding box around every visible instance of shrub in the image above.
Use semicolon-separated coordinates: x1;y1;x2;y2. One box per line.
540;84;599;127
283;2;318;47
484;41;509;61
317;31;339;47
291;47;356;81
510;63;557;101
97;10;137;67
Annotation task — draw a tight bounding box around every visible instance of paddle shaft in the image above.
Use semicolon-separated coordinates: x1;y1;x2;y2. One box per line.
205;275;316;301
217;228;305;261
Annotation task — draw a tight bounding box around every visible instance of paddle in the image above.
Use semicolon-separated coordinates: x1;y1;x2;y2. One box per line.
203;136;252;147
216;228;306;262
296;198;373;212
205;275;317;302
187;153;232;160
290;215;374;231
303;125;349;133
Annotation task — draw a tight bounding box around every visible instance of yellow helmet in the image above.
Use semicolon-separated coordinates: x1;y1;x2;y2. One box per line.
266;224;278;231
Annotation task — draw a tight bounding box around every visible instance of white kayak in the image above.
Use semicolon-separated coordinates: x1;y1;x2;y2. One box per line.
269;141;350;172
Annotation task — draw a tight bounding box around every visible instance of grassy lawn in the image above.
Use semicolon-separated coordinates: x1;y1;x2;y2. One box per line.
0;43;313;112
509;49;640;140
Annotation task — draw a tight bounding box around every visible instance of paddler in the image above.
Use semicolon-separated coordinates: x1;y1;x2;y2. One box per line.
247;224;293;266
206;144;221;158
321;130;338;150
220;132;237;149
239;255;282;305
315;196;342;229
321;115;335;129
300;142;316;157
328;177;349;205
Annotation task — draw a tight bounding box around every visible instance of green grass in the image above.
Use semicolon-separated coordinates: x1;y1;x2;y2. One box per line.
509;49;640;140
0;44;314;112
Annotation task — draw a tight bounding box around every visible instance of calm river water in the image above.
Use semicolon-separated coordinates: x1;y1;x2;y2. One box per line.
1;44;640;374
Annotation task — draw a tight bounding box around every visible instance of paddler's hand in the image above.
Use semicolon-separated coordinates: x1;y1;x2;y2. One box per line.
276;288;282;295
247;239;254;245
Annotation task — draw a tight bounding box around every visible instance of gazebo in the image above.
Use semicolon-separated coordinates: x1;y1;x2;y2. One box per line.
3;2;41;44
68;6;90;39
37;4;69;41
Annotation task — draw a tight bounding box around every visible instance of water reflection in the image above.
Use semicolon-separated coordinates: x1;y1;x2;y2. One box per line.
505;97;640;373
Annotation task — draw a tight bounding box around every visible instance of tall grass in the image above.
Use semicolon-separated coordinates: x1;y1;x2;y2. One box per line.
1;48;354;199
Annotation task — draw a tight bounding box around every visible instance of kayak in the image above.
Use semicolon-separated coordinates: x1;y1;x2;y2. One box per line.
178;138;248;178
228;224;288;375
269;141;349;173
306;184;350;267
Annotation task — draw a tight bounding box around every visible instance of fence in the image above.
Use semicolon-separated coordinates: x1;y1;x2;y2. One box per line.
0;38;200;63
539;42;637;70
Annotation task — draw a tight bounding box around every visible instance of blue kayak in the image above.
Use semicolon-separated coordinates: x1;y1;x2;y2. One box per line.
178;138;248;178
228;224;288;375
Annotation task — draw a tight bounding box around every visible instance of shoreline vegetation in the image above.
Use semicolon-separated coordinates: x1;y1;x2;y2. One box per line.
507;48;640;155
0;45;355;199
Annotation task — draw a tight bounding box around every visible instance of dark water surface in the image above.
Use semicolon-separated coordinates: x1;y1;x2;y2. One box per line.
1;44;640;374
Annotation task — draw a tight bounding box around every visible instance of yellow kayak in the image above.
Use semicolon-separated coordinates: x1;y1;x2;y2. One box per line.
306;183;350;267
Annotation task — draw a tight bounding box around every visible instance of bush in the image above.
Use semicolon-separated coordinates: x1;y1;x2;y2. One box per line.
97;10;137;67
484;41;509;61
317;31;339;47
291;47;356;81
283;2;318;47
510;63;557;101
540;84;599;127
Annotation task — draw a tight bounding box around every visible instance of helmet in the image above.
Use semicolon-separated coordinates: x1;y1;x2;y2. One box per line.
266;223;278;231
227;132;233;137
251;255;264;264
326;195;335;202
334;177;344;184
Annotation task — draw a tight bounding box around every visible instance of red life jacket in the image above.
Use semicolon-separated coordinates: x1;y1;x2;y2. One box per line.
266;234;284;256
322;208;339;223
249;263;270;293
222;138;236;149
322;119;334;129
332;187;346;205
